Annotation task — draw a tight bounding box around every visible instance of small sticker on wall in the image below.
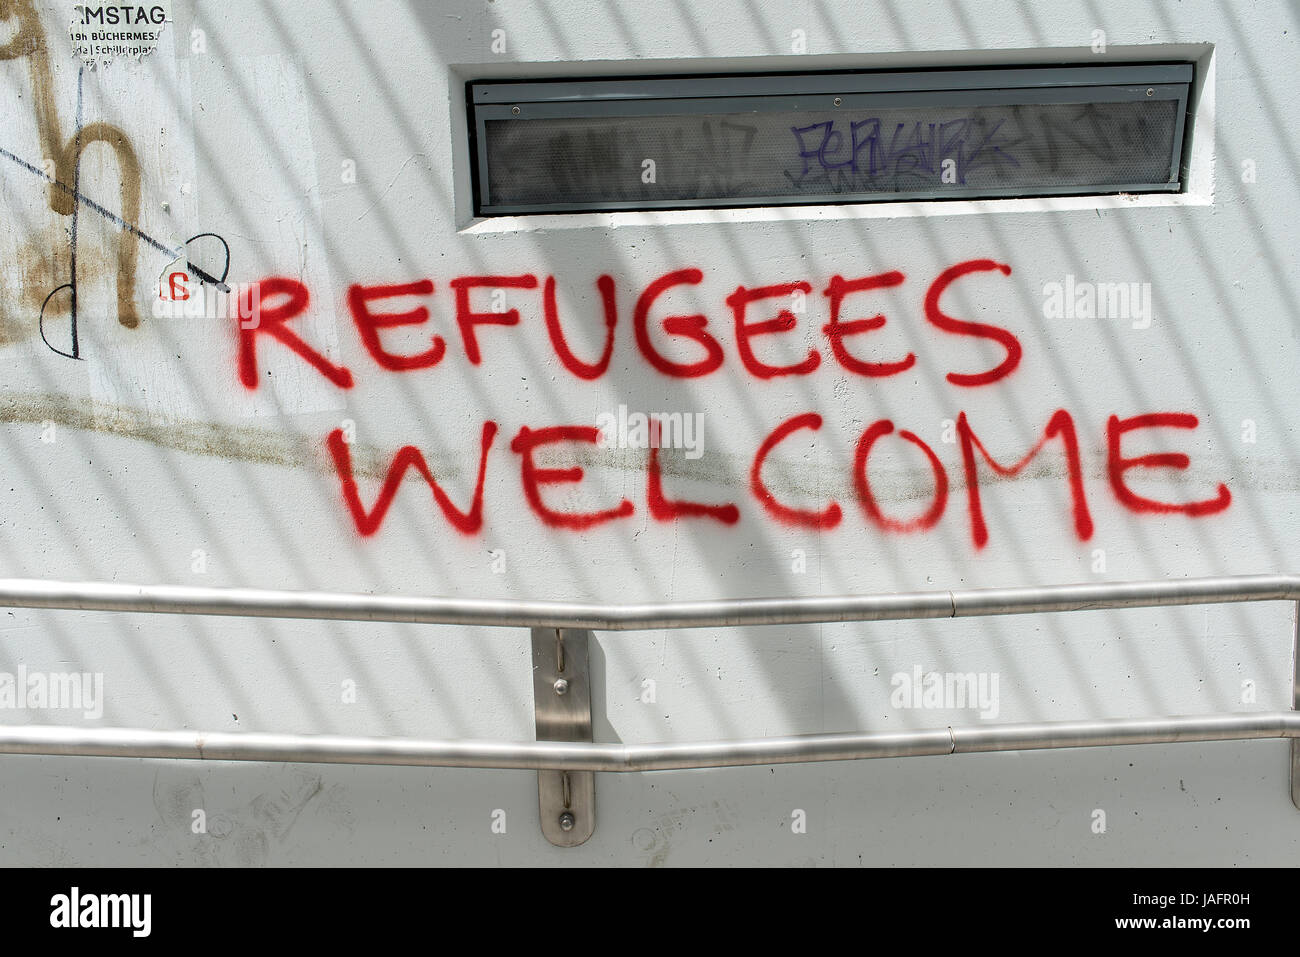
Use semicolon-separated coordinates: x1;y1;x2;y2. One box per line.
69;2;169;66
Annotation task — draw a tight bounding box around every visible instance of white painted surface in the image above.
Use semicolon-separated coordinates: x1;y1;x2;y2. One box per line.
0;0;1296;864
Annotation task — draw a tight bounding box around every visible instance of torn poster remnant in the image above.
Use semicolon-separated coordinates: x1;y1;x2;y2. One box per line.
69;3;168;66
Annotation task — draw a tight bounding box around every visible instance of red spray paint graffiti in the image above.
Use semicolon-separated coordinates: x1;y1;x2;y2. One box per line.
230;259;1232;547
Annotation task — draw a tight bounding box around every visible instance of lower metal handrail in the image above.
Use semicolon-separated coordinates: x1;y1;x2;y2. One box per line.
0;712;1293;771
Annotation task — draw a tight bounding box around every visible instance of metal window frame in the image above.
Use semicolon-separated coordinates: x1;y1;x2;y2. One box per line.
469;63;1193;216
0;572;1294;847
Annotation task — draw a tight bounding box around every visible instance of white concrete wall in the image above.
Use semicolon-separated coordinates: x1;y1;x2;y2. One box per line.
0;0;1296;865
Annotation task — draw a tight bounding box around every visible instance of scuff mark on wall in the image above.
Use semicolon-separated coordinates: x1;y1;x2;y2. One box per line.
151;765;333;866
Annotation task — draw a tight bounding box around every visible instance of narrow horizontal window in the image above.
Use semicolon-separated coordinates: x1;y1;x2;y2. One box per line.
469;64;1192;216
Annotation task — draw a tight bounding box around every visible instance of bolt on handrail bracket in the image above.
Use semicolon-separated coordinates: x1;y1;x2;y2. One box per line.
531;627;595;847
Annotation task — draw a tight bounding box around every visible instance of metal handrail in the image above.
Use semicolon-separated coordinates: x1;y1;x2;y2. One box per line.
0;574;1294;806
0;573;1294;629
0;713;1294;771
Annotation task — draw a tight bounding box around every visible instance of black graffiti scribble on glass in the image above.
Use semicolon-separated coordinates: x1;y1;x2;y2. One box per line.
786;114;1025;193
784;102;1173;195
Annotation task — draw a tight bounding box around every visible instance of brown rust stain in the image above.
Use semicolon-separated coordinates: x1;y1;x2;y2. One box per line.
0;0;143;329
0;392;1262;505
2;228;112;346
0;392;404;481
3;230;66;345
561;443;1255;504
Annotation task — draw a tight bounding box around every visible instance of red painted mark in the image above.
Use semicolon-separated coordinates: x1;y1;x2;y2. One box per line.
510;424;635;529
326;422;497;536
167;271;190;301
633;268;725;378
449;274;539;365
542;274;618;380
924;259;1020;387
238;276;353;390
749;412;842;529
347;280;445;371
1107;413;1231;515
822;271;914;377
647;419;739;524
853;420;947;532
958;409;1092;549
726;281;820;378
